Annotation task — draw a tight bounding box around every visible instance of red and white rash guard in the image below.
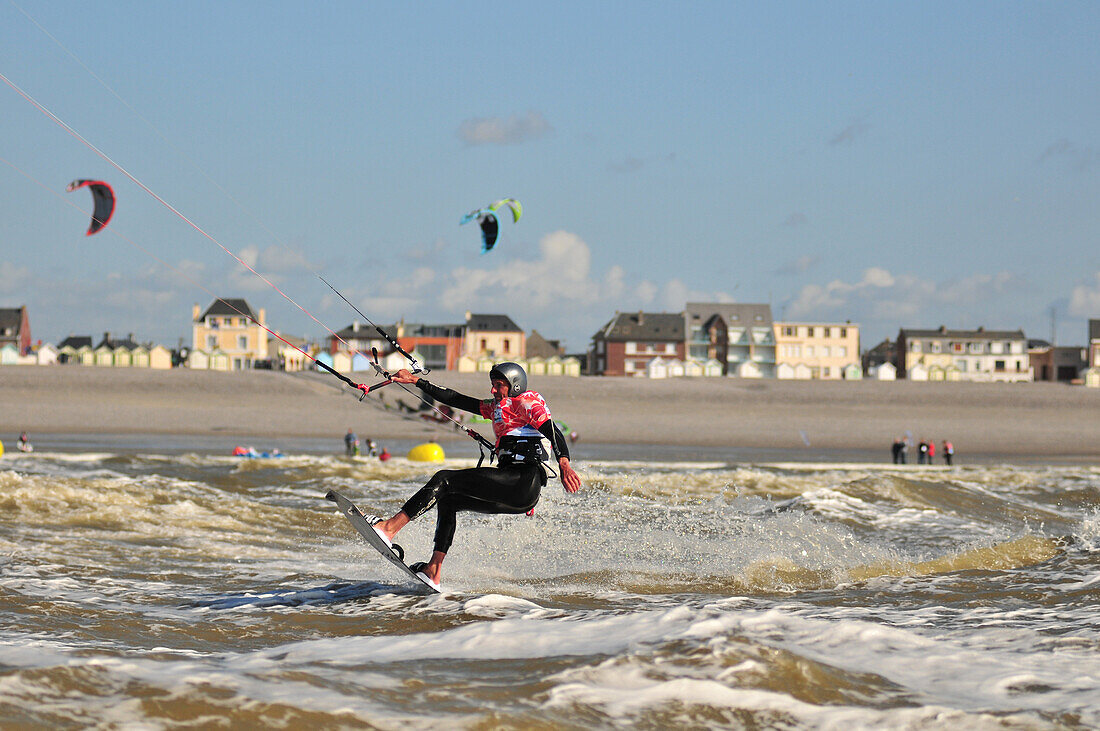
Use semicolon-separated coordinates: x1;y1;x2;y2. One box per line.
479;391;552;448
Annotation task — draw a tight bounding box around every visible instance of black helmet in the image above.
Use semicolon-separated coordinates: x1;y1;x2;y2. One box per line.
489;361;528;397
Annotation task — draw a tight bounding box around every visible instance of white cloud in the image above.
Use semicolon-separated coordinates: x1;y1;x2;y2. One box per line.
457;110;552;146
1069;271;1100;316
340;230;735;350
785;267;1021;333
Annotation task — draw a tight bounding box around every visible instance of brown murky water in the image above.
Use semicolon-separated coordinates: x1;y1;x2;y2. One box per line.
2;451;1099;728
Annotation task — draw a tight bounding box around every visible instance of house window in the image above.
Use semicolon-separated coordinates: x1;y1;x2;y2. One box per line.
911;341;921;353
953;343;964;353
783;326;795;337
754;314;763;321
807;327;815;337
840;328;847;338
837;346;847;357
823;366;831;377
503;339;510;354
990;342;1003;355
480;338;487;351
824;327;831;338
806;345;815;357
238;335;248;350
625;341;637;355
994;360;1006;372
207;335;217;349
969;342;984;354
931;342;942;353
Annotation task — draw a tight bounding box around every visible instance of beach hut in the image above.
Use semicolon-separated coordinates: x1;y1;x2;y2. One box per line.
737;361;763;379
545;356;563;376
476;355;495;373
112;346;133;367
149;345;172;370
314;351;334;373
794;363;813;380
842;363;862;380
683;359;704;378
93;344;114;366
34;344;58;366
528;357;547;376
868;362;896;380
209;349;230;371
1084;367;1100;388
907;363;929;381
131;346;150;368
332;351;352;373
457;355;478;373
58;345;79;364
646;357;669;379
702;359;723;377
0;343;17;365
351;352;371;372
77;346;95;365
928;364;945;381
945;364;962;382
188;349;210;370
563;356;582;377
776;363;796;380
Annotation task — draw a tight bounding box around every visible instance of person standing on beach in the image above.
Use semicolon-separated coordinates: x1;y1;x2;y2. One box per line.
927;440;936;465
943;440;954;466
891;438;903;464
918;440;929;464
344;428;359;457
364;362;581;590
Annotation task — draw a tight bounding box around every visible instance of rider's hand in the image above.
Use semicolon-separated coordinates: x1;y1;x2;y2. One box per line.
559;457;581;493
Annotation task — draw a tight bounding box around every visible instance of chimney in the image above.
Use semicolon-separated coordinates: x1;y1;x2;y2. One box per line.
352;320;360;332
637;311;645;326
192;303;200;320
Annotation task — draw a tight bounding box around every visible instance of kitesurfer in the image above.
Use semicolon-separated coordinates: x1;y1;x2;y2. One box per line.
367;362;581;590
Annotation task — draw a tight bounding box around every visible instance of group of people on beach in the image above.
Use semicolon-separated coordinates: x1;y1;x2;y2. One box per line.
891;437;954;465
344;429;390;461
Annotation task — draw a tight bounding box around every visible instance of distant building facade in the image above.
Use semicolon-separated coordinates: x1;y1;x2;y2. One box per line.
1090;319;1100;370
774;322;861;380
590;311;685;376
0;306;31;355
462;312;525;361
684;302;775;377
1029;341;1086;382
191;298;268;370
896;326;1031;382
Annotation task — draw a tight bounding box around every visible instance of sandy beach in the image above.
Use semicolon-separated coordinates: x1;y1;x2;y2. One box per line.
2;366;1098;460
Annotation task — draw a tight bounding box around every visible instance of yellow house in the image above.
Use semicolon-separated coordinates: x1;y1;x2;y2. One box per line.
462;312;525;361
192;298;268;370
774;322;861;380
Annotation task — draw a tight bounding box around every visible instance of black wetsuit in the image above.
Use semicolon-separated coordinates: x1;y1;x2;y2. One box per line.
401;379;570;554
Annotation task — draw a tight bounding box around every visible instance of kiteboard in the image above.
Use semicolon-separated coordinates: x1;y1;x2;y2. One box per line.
324;489;441;594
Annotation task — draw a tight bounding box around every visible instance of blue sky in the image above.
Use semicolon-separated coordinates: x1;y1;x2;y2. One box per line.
2;1;1099;353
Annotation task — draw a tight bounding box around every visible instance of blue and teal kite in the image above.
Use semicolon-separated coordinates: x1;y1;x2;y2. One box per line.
460;198;522;253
